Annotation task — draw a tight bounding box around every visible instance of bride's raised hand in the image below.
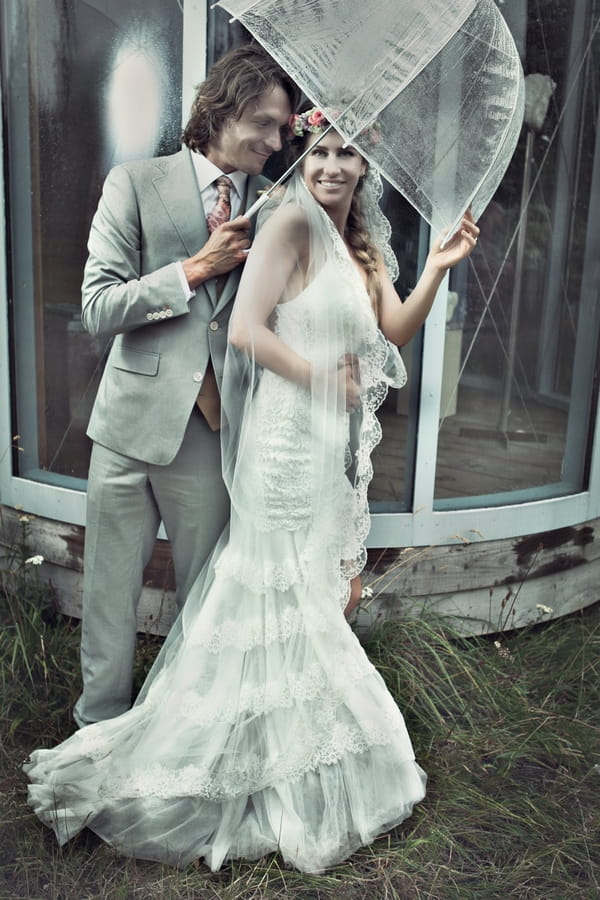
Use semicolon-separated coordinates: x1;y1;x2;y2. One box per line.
428;208;480;273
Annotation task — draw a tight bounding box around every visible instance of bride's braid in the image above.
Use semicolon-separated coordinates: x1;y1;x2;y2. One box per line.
345;187;383;321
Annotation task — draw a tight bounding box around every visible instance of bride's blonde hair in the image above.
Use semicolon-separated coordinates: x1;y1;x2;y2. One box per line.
346;183;383;321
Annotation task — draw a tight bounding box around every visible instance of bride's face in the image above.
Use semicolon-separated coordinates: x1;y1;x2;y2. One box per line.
302;131;367;211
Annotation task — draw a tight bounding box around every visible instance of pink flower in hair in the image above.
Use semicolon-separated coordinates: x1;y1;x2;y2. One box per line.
307;109;325;127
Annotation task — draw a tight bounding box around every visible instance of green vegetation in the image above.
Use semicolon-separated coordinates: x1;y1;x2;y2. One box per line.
1;518;598;899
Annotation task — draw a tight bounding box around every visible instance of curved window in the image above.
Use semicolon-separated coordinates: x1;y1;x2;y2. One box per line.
371;0;600;517
1;0;183;489
1;0;600;548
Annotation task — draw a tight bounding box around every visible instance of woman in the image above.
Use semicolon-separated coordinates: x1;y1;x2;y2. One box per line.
24;109;478;873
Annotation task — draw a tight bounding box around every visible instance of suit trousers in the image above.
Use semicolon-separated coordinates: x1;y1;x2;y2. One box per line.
73;409;229;727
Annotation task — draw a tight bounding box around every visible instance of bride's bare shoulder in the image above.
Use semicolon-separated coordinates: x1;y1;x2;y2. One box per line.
259;199;310;242
261;197;308;232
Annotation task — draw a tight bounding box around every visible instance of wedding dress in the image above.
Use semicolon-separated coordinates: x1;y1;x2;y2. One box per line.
24;174;426;873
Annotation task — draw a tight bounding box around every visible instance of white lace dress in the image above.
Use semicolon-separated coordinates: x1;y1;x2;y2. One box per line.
24;231;426;874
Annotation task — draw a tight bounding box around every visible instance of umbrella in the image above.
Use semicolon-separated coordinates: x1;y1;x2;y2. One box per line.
214;0;524;236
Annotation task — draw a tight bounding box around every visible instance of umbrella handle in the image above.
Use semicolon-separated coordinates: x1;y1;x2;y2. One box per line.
244;191;271;220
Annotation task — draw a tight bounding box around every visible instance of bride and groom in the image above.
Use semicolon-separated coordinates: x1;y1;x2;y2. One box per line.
24;45;478;872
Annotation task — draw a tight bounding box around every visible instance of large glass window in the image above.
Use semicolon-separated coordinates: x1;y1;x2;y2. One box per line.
2;0;599;538
2;0;183;486
371;0;600;511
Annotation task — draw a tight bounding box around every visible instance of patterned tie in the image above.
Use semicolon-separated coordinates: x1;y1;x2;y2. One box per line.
196;175;233;431
206;175;232;233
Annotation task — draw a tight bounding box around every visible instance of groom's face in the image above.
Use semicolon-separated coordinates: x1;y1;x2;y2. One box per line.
206;86;292;176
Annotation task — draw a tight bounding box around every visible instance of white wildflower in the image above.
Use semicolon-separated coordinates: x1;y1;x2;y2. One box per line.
360;586;374;600
536;603;553;615
25;555;44;566
494;639;512;661
19;514;33;523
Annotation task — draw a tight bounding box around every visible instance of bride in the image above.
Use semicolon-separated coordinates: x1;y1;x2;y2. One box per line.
24;107;479;873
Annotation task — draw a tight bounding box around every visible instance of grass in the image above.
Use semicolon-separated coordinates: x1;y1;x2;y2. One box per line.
1;521;599;899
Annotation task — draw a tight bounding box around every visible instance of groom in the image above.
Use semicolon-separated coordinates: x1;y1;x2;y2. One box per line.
75;45;299;727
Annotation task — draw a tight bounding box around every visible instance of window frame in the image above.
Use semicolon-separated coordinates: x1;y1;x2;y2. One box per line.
1;0;600;549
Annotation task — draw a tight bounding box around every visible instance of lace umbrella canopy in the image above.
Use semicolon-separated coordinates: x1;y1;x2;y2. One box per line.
214;0;524;236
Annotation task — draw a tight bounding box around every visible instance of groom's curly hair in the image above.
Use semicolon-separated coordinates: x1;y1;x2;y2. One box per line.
182;44;300;154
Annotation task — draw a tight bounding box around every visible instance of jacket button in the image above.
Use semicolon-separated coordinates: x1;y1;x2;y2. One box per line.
193;371;202;383
209;320;219;331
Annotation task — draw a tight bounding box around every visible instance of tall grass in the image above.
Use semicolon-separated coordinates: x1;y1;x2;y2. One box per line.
1;521;598;899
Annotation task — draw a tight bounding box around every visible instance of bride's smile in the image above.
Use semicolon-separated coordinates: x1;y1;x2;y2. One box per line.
302;132;367;217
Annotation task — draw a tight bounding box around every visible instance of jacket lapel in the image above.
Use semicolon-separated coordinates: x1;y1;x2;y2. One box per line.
153;154;267;313
153;148;217;306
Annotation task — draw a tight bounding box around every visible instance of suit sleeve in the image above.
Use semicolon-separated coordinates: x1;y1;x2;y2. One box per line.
81;165;191;338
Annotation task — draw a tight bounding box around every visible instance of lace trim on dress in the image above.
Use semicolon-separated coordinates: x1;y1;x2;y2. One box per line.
174;648;376;725
214;542;312;594
314;204;406;582
97;707;406;803
183;603;330;654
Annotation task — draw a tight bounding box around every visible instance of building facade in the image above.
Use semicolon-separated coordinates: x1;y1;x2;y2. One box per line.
1;0;599;633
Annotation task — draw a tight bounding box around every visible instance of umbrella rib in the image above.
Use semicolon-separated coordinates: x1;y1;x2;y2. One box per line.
211;0;264;23
341;4;478;138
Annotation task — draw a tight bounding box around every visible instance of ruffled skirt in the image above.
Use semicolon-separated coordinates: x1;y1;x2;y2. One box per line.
24;524;426;873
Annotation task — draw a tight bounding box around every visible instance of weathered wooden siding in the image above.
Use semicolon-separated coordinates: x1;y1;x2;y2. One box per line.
2;504;597;636
357;524;599;633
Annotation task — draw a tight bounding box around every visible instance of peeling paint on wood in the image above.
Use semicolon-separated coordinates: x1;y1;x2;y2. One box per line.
513;525;594;566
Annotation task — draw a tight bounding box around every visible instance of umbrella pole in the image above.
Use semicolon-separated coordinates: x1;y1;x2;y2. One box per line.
245;123;335;219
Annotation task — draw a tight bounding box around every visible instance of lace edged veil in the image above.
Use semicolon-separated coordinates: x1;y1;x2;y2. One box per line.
219;170;405;600
137;166;406;702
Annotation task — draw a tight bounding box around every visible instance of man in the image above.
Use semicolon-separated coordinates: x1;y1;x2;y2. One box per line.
75;44;299;727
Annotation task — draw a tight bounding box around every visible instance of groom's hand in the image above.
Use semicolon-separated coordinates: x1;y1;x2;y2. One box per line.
182;216;252;288
338;353;361;412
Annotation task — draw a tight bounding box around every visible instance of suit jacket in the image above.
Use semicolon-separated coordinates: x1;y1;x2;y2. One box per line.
82;147;267;465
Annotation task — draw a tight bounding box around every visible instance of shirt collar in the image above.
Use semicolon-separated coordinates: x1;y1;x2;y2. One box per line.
191;151;248;198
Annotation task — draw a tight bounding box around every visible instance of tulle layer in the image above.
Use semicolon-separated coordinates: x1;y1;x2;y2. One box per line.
25;539;425;873
26;744;425;872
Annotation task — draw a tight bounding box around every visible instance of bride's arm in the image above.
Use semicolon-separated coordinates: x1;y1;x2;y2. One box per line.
228;205;313;388
378;211;479;346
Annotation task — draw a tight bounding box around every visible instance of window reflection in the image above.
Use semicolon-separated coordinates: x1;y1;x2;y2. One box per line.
106;31;167;167
3;0;182;482
433;0;599;505
371;0;600;509
3;0;599;517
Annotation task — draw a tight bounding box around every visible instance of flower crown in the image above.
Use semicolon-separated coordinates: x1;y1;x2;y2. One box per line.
289;107;382;146
289;107;329;136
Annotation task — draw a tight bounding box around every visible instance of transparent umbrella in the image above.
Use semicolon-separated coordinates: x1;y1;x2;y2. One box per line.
214;0;524;236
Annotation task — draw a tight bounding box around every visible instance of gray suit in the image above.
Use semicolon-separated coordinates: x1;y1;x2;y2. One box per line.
74;147;267;726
